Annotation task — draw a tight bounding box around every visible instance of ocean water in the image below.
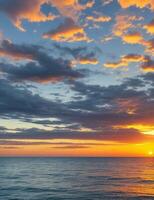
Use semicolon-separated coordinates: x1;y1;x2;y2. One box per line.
0;158;154;200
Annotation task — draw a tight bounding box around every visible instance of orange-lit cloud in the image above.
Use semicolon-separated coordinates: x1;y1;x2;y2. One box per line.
118;0;154;10
113;14;142;37
141;57;154;72
144;19;154;35
72;57;98;66
79;57;98;65
142;39;154;55
26;76;64;84
0;0;95;31
118;124;154;135
122;31;144;44
43;18;90;42
50;0;94;20
104;60;127;68
122;54;146;62
0;0;56;31
112;14;145;45
104;54;145;68
146;39;154;55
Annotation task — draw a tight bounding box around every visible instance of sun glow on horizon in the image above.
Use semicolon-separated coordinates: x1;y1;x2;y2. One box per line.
148;151;153;156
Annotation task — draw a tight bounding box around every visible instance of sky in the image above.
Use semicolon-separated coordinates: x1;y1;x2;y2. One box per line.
0;0;154;157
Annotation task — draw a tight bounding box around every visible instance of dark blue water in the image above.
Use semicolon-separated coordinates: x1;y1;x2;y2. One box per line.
0;158;154;200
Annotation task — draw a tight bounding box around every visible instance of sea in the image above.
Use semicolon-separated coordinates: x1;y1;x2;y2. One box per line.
0;157;154;200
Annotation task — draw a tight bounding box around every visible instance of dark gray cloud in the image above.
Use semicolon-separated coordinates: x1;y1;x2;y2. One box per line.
0;127;153;143
0;79;65;118
53;43;99;63
0;68;154;143
0;40;83;83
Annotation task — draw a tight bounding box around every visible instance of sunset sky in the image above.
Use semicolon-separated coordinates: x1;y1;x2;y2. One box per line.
0;0;154;157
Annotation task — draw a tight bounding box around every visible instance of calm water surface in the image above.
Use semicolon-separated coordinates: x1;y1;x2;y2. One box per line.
0;158;154;200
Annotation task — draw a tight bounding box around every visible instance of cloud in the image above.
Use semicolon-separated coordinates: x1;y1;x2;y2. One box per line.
112;14;144;45
86;15;111;23
43;18;90;42
0;127;154;143
53;145;89;149
104;54;145;68
141;57;154;72
0;126;9;131
0;139;97;149
0;78;64;118
0;40;99;83
0;32;3;41
143;38;154;55
141;72;154;85
0;39;99;65
50;0;95;20
114;97;141;115
101;36;113;43
118;0;154;10
71;52;99;65
0;139;104;147
77;57;98;65
0;61;82;83
0;40;35;60
0;0;56;31
122;31;144;44
104;60;126;69
122;54;146;62
0;0;95;31
0;71;154;144
113;14;142;37
68;77;154;133
0;40;83;83
53;44;99;65
102;0;113;6
0;140;52;146
144;19;154;35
